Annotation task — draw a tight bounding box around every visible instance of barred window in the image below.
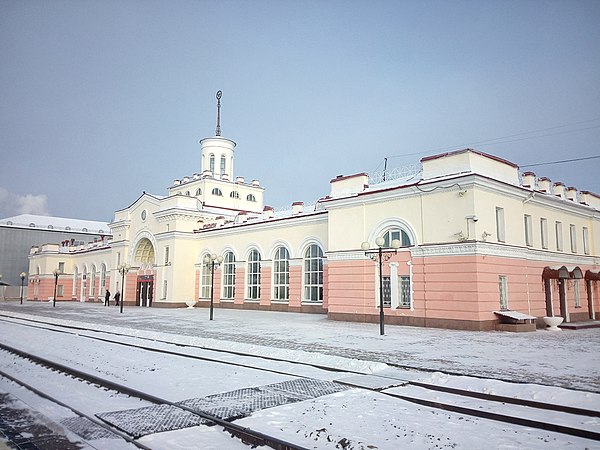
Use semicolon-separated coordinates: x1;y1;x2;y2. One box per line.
303;244;323;302
222;252;236;299
247;250;261;300
273;247;290;301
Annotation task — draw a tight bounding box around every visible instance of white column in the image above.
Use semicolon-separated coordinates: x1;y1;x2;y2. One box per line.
390;262;399;309
407;260;414;310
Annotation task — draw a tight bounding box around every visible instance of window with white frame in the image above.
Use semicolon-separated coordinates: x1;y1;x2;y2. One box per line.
524;215;533;246
200;253;212;298
164;246;170;265
246;250;261;300
499;275;508;310
100;264;106;289
57;285;64;297
273;247;290;301
222;252;236;299
72;267;78;296
383;227;412;247
220;154;226;174
163;280;167;299
540;218;548;249
570;224;577;253
90;266;96;297
196;188;202;196
583;227;590;255
555;221;563;251
496;207;505;242
304;244;324;302
209;154;215;175
58;262;65;273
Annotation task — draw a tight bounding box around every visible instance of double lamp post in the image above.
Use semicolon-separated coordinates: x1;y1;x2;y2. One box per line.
118;263;131;314
203;253;223;320
361;237;401;336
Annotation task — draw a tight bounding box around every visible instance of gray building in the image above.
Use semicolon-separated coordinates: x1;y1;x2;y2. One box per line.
0;214;110;287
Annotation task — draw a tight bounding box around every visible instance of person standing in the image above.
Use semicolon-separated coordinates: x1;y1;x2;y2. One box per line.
104;289;110;306
114;291;120;306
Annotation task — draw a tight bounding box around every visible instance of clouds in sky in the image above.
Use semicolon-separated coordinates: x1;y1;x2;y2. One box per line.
0;188;49;218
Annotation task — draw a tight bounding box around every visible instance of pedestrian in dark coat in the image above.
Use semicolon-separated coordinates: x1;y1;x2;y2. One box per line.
104;289;110;306
114;291;120;306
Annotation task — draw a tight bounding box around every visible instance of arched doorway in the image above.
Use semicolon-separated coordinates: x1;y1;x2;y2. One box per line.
133;238;156;307
542;266;584;322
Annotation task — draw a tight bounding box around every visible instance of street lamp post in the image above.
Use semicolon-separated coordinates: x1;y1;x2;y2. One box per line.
52;269;60;308
118;264;131;314
20;272;27;304
203;253;224;320
361;237;401;336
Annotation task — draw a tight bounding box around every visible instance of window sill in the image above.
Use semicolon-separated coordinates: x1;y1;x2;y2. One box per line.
301;301;323;305
271;300;289;304
244;299;260;303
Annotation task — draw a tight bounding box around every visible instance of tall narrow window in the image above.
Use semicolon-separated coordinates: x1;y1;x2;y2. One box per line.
90;265;96;297
58;262;65;273
200;254;212;298
220;155;226;175
304;244;324;302
57;285;64;297
247;250;261;300
100;264;106;290
164;246;170;265
583;227;590;255
499;275;508;310
399;276;411;308
569;224;577;253
222;252;236;299
524;215;533;247
273;247;290;301
209;154;215;175
163;280;168;299
496;207;505;242
555;221;563;251
574;280;581;308
540;218;548;249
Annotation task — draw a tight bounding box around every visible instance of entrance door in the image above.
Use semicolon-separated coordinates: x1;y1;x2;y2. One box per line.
136;276;154;307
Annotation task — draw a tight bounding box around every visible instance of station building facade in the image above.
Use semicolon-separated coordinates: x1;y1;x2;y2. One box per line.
27;116;600;331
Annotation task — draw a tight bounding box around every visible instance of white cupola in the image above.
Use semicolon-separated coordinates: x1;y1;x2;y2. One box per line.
200;90;237;179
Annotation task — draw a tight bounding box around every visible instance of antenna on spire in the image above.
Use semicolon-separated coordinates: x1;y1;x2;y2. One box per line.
215;90;222;136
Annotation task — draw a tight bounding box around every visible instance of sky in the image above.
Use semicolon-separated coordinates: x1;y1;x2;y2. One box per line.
1;0;599;222
0;305;599;448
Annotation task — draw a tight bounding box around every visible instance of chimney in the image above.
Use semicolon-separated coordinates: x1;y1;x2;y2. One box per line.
263;205;274;219
251;179;260;186
521;171;536;188
236;211;248;223
202;169;212;178
292;201;304;215
215;216;225;227
579;191;590;206
538;177;551;193
566;187;577;202
221;173;229;181
173;179;181;186
553;182;565;198
236;176;245;184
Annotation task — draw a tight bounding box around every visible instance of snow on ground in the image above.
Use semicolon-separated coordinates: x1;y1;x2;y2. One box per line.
0;302;599;449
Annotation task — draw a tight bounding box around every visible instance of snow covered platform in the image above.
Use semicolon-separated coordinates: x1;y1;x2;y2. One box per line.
559;320;600;330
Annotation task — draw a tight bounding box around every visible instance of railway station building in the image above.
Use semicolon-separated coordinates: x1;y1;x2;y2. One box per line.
26;99;600;331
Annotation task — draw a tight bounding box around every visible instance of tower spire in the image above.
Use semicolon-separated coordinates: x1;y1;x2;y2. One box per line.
215;90;222;136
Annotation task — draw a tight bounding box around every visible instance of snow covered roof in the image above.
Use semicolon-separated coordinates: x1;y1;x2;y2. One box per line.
0;214;111;235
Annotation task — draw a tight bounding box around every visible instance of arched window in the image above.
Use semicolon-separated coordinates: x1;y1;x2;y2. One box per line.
82;227;88;232
304;244;324;302
220;154;226;174
100;264;107;290
196;188;202;196
222;252;236;299
247;194;256;202
383;228;412;247
247;249;261;300
185;191;190;196
209;154;215;175
230;191;240;199
200;253;212;298
90;265;97;297
212;188;222;196
273;247;289;301
48;225;54;229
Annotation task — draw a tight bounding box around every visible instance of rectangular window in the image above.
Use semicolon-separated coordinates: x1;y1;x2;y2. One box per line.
399;276;411;308
58;262;65;273
524;215;533;246
164;246;170;265
162;280;167;299
540;218;548;249
382;276;391;307
496;207;505;242
555;222;563;251
570;224;577;253
583;227;590;255
499;276;508;310
57;285;64;297
574;280;581;308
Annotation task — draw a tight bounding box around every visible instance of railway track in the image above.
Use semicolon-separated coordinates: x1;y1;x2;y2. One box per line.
0;314;598;448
